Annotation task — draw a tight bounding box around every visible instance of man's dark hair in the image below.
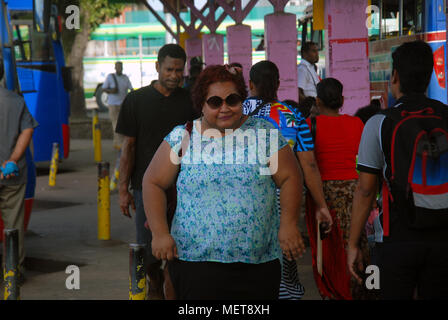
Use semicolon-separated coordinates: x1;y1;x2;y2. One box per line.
392;40;433;94
158;44;187;65
354;99;382;124
0;59;4;81
249;60;279;103
316;77;343;110
301;41;318;57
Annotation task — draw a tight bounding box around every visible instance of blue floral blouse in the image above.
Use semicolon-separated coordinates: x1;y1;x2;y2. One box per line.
164;116;288;264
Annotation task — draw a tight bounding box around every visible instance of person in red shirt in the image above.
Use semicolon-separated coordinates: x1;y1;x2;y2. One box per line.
305;78;373;300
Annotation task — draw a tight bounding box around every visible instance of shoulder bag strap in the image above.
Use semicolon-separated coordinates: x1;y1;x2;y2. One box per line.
112;74;119;91
311;116;317;143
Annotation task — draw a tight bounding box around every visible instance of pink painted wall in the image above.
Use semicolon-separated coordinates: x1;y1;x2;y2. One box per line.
227;24;252;85
186;37;203;73
202;33;224;66
325;0;370;115
265;12;298;102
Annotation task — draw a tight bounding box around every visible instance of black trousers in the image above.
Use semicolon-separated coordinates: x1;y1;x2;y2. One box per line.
374;241;448;299
168;259;281;300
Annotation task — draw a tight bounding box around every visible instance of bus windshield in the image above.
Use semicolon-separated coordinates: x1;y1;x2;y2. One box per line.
10;9;54;61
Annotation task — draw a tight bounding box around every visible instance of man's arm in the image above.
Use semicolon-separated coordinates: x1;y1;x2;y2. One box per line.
347;172;378;283
119;136;136;217
296;151;332;229
9;128;33;163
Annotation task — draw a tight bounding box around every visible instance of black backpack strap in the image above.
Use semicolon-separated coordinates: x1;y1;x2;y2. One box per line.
112;74;119;91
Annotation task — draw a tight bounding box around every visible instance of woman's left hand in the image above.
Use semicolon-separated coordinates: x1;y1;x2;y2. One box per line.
278;223;306;261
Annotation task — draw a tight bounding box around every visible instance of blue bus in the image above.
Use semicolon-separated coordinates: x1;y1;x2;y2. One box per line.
300;0;447;107
0;0;71;237
1;0;71;162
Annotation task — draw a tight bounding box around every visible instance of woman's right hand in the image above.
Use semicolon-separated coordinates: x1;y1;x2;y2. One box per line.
315;206;333;234
152;233;179;261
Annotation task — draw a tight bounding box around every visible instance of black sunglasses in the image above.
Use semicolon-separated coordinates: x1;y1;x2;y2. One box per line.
206;93;242;109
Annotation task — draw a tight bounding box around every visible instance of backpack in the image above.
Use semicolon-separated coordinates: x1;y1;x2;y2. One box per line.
381;102;448;236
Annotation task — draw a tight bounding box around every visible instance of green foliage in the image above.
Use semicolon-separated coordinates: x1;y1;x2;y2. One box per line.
82;0;125;31
55;0;125;57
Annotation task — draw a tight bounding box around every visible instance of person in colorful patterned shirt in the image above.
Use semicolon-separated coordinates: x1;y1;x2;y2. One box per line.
243;60;333;300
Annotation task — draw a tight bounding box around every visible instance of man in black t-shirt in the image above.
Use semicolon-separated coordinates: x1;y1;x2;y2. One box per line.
116;44;197;298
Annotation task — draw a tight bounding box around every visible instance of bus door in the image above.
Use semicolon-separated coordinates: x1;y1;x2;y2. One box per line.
10;7;67;162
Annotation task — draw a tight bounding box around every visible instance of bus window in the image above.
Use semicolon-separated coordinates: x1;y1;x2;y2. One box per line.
31;30;54;61
402;0;424;35
13;25;31;61
382;0;400;38
368;0;380;41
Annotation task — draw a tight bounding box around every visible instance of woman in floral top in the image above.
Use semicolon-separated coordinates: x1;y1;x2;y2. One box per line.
142;65;305;299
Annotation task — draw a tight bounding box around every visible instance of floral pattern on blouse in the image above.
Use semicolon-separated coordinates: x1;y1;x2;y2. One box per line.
164;116;288;264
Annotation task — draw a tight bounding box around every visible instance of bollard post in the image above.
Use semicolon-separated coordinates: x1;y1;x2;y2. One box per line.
3;229;20;300
92;108;102;163
48;142;59;187
97;161;110;240
110;149;121;192
129;244;146;300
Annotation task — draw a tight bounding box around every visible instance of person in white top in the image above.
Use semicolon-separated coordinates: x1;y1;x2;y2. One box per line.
297;42;321;101
102;61;133;150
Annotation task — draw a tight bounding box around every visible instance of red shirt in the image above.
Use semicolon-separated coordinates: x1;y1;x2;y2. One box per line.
306;114;364;181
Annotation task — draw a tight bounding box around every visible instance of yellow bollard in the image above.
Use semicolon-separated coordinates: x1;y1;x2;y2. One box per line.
92;109;102;163
3;229;20;300
97;161;110;240
48;142;59;187
129;244;146;300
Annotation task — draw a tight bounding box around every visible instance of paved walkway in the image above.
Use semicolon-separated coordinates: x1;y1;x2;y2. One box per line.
1;139;320;300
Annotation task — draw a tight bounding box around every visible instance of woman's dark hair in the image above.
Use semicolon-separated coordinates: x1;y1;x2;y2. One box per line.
297;96;316;118
157;44;187;65
392;40;433;94
283;99;299;111
316;78;343;110
354;99;382;124
249;60;279;103
191;65;248;114
229;62;243;69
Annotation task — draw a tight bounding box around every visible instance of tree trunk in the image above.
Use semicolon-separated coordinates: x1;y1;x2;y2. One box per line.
66;8;91;119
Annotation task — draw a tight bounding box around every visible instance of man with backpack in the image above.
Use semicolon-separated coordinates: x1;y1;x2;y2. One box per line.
348;40;448;299
102;61;133;151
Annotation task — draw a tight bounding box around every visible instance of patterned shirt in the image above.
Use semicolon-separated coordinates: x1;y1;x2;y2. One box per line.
164;116;288;263
242;97;314;152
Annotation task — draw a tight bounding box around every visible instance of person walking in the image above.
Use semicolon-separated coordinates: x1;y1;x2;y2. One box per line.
0;60;38;284
142;65;305;299
348;40;448;300
102;61;133;151
305;78;371;300
243;60;332;299
116;44;197;299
